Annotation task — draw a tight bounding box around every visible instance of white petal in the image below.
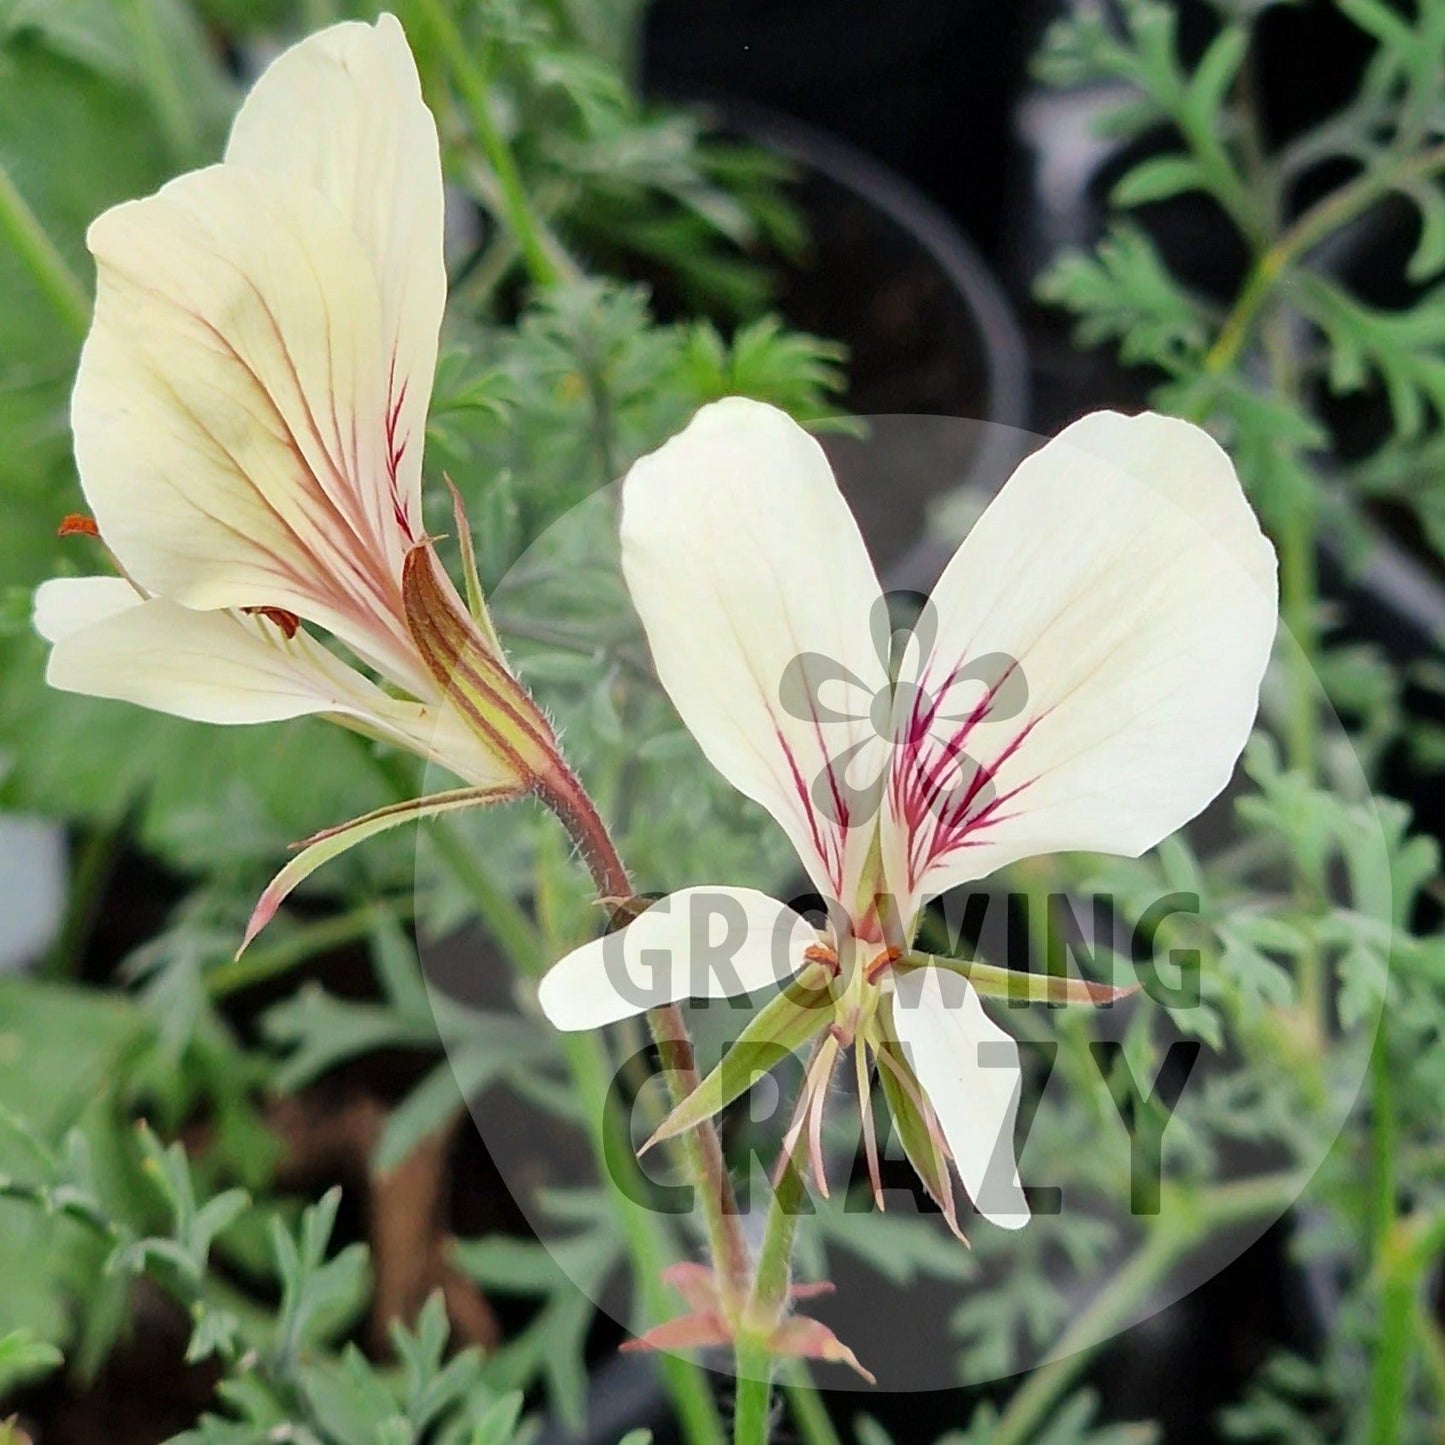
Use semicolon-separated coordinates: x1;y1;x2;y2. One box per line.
34;578;514;788
537;885;815;1031
225;13;443;532
75;164;428;695
621;399;890;903
883;411;1277;912
891;966;1029;1229
33;575;138;642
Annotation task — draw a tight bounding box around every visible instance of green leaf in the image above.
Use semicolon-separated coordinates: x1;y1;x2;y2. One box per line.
469;1392;527;1445
0;1327;63;1391
903;954;1140;1007
1295;273;1445;438
1112;154;1205;207
1036;224;1211;372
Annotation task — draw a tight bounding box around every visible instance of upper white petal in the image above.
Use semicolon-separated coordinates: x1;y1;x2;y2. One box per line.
891;965;1030;1230
621;399;891;904
75;163;428;694
537;885;815;1031
883;410;1277;912
225;13;444;534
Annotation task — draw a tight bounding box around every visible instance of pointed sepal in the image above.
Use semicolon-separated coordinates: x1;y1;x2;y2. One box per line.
904;952;1140;1008
640;963;836;1153
240;782;523;956
401;541;557;776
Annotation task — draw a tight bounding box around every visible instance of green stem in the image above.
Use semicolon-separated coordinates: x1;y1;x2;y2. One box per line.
1206;141;1445;375
991;1174;1301;1445
782;1361;840;1445
1364;1022;1410;1445
751;1149;809;1316
0;158;89;341
0;1176;122;1246
1367;1209;1445;1445
426;810;544;974
363;745;544;973
727;1144;812;1444
733;1340;775;1445
410;0;564;289
561;1026;727;1445
123;0;197;164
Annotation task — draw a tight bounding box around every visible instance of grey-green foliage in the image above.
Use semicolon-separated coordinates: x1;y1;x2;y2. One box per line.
854;1390;1159;1445
1036;0;1445;544
1;1110;530;1445
1028;2;1445;1442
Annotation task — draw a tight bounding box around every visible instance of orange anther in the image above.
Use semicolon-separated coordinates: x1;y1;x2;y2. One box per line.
803;943;840;975
243;606;301;639
865;946;903;984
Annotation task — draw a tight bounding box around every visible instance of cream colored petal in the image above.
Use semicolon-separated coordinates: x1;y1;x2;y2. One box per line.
33;575;139;642
891;966;1029;1230
621;399;890;904
537;885;814;1031
883;411;1277;915
34;578;515;791
76;164;428;695
225;13;444;532
39;578;386;725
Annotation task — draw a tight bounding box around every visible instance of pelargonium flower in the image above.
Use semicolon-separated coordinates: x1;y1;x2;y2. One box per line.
538;399;1277;1231
35;16;564;945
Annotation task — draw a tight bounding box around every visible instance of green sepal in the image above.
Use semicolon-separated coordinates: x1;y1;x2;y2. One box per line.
643;965;835;1150
873;1035;961;1239
901;952;1139;1007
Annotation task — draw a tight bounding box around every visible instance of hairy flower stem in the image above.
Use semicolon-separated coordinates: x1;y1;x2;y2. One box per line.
733;1341;778;1445
730;1141;813;1445
536;766;753;1294
418;758;725;1445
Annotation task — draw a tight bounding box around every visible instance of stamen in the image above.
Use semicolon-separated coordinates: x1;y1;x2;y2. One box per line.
864;946;903;985
243;606;302;639
58;514;100;538
804;943;840;976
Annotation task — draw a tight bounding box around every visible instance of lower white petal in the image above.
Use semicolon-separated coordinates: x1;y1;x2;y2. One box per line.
33;578;514;789
538;885;815;1032
891;965;1029;1230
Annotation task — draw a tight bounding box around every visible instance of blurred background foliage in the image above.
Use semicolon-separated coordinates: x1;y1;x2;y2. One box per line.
0;2;1444;1444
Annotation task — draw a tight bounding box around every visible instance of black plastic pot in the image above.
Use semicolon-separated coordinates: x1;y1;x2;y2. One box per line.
731;104;1031;584
644;0;1035;255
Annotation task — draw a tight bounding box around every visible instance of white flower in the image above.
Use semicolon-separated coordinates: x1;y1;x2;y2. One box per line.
537;398;1278;1232
35;15;562;946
